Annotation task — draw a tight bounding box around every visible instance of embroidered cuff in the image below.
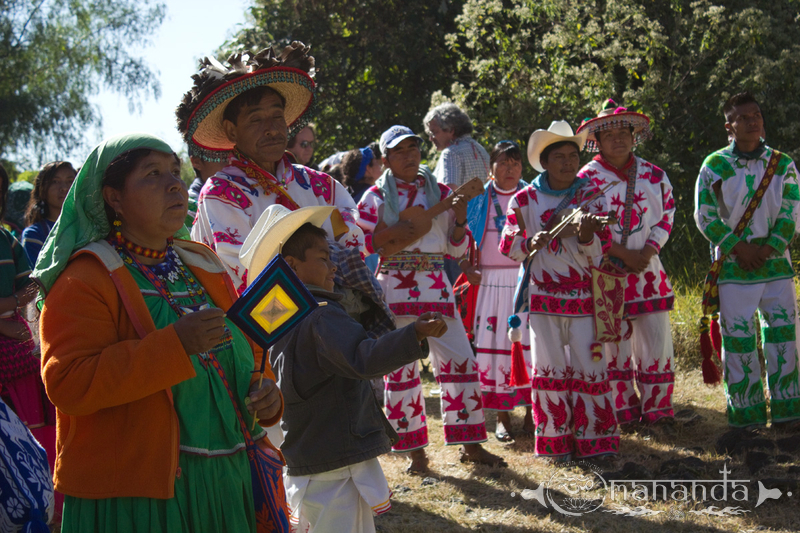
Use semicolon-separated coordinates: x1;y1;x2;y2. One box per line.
450;231;467;247
644;239;662;254
718;233;740;256
766;234;787;254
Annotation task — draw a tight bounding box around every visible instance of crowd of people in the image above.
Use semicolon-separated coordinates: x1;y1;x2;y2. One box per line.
1;40;799;533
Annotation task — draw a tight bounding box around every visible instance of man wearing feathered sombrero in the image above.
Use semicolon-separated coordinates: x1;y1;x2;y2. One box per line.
176;43;364;295
576;100;676;429
500;120;619;461
695;91;800;428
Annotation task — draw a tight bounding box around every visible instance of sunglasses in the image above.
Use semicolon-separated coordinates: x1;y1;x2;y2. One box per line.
299;141;317;149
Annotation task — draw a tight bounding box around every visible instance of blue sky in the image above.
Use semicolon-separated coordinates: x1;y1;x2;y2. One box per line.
65;0;250;164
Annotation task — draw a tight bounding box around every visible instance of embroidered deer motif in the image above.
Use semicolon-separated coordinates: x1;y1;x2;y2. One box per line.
771;305;790;324
727;355;754;405
729;317;752;336
768;344;787;393
777;363;800;400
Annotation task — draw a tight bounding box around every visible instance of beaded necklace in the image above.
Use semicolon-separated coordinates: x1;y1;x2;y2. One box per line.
113;222;168;260
111;239;233;362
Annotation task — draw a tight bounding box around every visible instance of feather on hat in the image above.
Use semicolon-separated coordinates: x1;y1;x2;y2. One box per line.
176;41;316;162
576;99;652;152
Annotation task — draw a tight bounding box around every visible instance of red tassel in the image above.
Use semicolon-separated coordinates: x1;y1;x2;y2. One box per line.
508;340;529;387
710;315;722;360
700;316;722;385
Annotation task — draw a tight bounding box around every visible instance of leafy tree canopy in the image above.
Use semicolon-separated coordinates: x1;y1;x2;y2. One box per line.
222;0;465;162
440;0;800;280
0;0;165;163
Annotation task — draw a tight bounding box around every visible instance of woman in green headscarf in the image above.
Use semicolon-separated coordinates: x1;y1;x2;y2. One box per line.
35;133;286;532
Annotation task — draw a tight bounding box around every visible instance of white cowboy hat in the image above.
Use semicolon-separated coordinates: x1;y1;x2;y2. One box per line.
527;120;588;173
239;205;335;283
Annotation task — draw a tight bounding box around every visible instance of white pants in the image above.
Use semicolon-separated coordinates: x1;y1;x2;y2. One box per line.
285;459;390;533
528;314;620;457
719;279;800;426
605;312;675;424
384;316;487;451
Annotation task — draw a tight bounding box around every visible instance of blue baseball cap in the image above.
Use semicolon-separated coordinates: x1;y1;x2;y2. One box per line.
379;125;423;156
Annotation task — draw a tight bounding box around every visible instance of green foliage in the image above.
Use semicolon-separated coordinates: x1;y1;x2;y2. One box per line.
16;170;36;184
442;0;800;284
0;0;165;162
222;0;465;161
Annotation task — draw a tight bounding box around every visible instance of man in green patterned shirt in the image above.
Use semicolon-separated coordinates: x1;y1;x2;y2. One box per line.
694;91;800;428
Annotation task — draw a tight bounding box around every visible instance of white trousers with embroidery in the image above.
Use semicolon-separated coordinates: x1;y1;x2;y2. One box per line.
528;314;620;457
719;279;800;427
605;311;675;424
384;316;487;451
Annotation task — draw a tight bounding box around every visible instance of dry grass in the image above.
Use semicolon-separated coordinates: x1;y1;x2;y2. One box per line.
375;357;800;533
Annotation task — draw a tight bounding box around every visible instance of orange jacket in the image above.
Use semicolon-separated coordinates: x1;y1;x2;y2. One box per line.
40;240;282;499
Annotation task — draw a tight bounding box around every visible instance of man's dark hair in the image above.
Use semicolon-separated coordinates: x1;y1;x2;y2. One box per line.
222;86;286;125
282;223;328;261
540;141;580;165
723;91;760;122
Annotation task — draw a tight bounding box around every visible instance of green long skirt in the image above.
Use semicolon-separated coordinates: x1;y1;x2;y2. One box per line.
61;261;263;532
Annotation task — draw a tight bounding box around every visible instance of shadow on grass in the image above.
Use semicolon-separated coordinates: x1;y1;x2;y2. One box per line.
376;499;547;533
382;467;737;533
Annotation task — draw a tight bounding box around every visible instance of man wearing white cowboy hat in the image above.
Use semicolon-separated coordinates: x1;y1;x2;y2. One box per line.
177;42;365;295
239;204;447;532
356;125;505;473
500;120;620;461
576;99;676;429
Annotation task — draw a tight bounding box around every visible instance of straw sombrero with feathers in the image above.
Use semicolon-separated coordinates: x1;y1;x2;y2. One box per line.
576;99;652;153
176;41;316;162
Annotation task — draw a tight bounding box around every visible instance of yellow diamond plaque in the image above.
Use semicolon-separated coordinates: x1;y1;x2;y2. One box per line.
250;285;299;334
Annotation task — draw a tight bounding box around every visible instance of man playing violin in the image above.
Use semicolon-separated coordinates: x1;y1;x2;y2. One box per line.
500;120;620;462
356;125;504;474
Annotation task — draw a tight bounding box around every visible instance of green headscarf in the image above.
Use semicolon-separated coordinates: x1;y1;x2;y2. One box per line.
32;133;175;295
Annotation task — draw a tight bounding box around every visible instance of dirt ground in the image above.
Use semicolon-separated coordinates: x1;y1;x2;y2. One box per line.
375;368;800;533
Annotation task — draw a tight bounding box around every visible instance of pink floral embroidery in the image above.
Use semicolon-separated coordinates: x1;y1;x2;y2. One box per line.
308;172;332;203
540;208;555;226
204;178;252;210
516;189;530;207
